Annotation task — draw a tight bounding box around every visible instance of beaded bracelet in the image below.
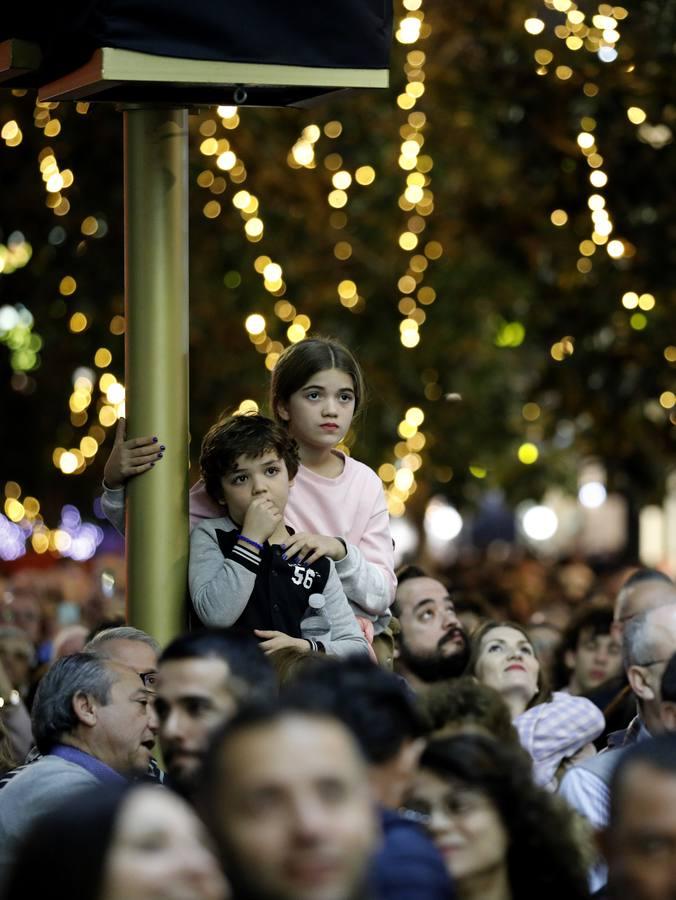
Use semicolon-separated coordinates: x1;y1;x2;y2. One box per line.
238;534;263;551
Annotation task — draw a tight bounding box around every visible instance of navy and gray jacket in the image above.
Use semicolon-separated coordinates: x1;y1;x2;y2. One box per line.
189;515;368;657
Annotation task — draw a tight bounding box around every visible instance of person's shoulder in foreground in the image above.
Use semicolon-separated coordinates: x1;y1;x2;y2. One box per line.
372;806;455;899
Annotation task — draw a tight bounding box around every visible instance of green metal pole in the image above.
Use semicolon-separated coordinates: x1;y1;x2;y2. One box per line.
123;107;189;645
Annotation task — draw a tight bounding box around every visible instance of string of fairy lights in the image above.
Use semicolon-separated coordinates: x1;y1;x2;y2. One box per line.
2;1;675;558
1;1;436;556
1;94;124;556
378;0;438;517
198;104;313;369
192;0;440;520
525;1;675;423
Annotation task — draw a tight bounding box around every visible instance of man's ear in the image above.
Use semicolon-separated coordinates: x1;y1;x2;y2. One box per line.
627;664;656;702
72;690;98;728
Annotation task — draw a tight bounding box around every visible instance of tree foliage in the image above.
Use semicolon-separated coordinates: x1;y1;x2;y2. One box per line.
0;0;674;532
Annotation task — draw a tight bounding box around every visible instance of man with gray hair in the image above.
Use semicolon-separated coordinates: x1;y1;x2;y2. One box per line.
0;653;158;882
611;569;675;642
0;624;164;786
559;602;676;891
84;625;164;782
84;625;161;688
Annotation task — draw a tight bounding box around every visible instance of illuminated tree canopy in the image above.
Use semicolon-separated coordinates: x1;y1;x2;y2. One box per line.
0;0;674;557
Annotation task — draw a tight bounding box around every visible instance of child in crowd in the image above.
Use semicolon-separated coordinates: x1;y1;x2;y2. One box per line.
552;604;622;696
190;413;367;656
102;336;395;651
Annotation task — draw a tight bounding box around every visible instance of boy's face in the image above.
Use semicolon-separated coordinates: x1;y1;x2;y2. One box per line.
219;452;290;525
566;626;622;692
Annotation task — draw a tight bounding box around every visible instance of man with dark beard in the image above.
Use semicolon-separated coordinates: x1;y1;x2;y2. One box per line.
393;567;470;692
155;629;276;798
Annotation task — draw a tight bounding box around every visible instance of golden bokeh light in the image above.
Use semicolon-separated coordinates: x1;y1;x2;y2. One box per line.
245;314;266;335
59;276;77;295
95;348;112;368
69;313;88;333
355;166;376;185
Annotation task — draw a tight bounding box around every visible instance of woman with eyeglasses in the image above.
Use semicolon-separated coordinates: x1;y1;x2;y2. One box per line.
402;734;590;900
465;621;605;788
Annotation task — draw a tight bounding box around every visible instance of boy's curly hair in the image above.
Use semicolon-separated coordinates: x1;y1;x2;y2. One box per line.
200;413;300;503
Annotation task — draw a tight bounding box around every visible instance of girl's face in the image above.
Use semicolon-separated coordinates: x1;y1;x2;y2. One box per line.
277;367;356;452
101;787;229;900
474;626;540;702
404;769;509;883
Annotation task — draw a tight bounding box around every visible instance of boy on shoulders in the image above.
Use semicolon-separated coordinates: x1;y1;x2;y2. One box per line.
189;413;368;658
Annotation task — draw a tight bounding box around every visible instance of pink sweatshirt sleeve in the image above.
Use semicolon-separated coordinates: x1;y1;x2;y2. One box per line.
188;479;223;530
333;479;396;615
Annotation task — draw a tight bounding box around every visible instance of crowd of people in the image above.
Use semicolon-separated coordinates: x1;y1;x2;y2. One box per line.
1;335;675;900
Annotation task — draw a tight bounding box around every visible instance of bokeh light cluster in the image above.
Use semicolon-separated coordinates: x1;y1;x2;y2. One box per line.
1;481;103;560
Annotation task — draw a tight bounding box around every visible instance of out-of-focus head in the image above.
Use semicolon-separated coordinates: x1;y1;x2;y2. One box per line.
556;605;622;694
525;622;562;682
404;736;510;886
268;646;325;686
0;625;35;690
84;626;161;689
421;677;519;744
557;561;596;604
623;605;676;733
31;654;157;775
283;656;428;809
394;566;470;686
156;630;276;794
604;734;676;900
103;785;229;900
452;594;493;638
613;569;675;641
404;734;588;899
467;622;545;713
52;625;89;660
4;783;228;900
199;702;379;900
1;587;42;645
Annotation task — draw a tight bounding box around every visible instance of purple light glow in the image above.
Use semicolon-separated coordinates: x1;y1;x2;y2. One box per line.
0;515;27;561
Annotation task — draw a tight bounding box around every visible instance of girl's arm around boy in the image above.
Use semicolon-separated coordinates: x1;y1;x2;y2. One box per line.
320;566;370;658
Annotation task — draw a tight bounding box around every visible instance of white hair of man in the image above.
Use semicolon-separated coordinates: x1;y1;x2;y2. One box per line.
83;626;160;657
623;604;676;671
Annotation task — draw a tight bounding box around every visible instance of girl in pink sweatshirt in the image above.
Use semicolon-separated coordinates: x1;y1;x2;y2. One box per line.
102;337;395;638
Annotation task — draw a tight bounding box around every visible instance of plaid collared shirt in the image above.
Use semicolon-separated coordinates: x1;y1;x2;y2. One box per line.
515;691;605;790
